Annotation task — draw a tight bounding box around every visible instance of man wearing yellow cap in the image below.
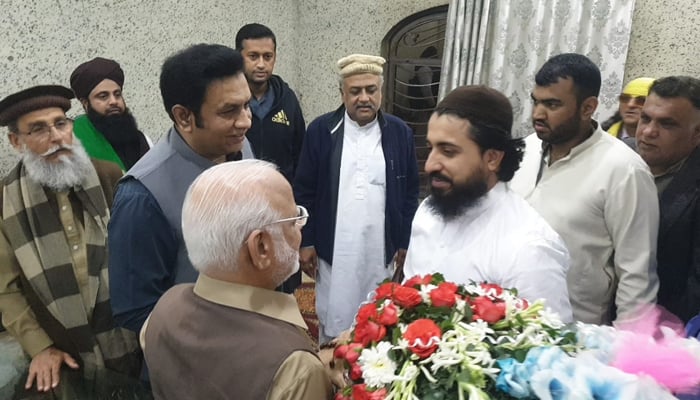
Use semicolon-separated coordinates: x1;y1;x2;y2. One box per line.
294;54;419;343
602;77;655;149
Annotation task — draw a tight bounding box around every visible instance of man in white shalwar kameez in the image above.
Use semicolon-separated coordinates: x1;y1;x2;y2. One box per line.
294;55;420;343
403;86;574;322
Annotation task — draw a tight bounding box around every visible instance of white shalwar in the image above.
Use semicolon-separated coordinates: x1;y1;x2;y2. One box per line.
316;114;391;342
404;182;574;322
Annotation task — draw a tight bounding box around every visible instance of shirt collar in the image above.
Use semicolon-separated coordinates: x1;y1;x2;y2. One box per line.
192;274;307;329
344;111;379;131
540;121;603;162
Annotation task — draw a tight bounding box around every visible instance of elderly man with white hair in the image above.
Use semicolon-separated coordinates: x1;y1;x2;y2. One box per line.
141;160;332;400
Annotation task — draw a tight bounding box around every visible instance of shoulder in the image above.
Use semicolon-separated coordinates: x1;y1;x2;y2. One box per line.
91;158;124;203
270;350;331;400
382;112;411;130
307;111;337;133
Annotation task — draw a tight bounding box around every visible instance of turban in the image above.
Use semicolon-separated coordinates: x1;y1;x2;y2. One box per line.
70;57;124;99
337;54;385;78
622;77;655;97
0;85;73;127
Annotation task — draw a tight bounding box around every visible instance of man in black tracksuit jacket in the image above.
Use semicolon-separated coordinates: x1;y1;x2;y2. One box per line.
246;75;305;182
237;23;306;292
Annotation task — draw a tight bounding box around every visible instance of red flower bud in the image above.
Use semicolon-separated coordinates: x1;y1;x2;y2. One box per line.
344;342;364;364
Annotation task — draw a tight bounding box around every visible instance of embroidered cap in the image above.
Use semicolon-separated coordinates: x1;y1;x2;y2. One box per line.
337;54;386;78
0;85;74;127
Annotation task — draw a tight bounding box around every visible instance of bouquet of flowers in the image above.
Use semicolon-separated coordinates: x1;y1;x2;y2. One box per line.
333;274;700;400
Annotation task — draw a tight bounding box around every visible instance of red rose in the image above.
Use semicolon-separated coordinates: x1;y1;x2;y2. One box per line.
472;296;506;323
403;318;442;358
377;302;399;326
334;344;349;359
354;320;386;346
393;286;422;308
429;282;459;307
356;303;379;324
351;384;387;400
335;392;351;400
344;342;364;364
403;274;433;288
480;283;504;296
367;388;388;400
374;282;399;300
350;362;363;380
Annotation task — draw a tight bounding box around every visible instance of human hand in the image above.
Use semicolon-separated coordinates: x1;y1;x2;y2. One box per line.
391;248;407;282
299;246;318;278
318;347;346;389
25;346;79;392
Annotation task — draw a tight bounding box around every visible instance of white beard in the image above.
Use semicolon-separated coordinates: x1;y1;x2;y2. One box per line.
21;139;94;191
272;235;300;285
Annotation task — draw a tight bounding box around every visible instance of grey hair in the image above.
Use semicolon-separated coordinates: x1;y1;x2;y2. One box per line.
182;159;282;273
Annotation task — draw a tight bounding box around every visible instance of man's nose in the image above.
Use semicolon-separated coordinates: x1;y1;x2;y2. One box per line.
424;149;439;173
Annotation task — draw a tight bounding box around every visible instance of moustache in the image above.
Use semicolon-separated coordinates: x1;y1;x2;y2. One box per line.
40;144;74;157
533;119;550;129
429;172;452;184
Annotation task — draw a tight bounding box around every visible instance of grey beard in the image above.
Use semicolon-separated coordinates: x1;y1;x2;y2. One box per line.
21;139;94;191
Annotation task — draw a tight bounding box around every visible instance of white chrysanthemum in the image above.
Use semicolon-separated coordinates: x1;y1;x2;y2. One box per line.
538;307;565;328
358;341;397;388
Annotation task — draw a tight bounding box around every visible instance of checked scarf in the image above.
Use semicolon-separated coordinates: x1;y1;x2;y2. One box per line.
1;161;139;375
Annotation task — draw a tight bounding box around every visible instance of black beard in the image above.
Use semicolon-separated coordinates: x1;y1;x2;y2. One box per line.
425;172;489;220
87;105;149;169
87;106;141;145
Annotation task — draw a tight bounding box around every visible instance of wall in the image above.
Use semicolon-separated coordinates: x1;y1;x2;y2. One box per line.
0;0;697;173
0;0;447;172
625;0;700;81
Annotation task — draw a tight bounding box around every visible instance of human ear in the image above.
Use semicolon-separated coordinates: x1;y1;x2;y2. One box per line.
246;229;274;271
580;97;598;120
484;149;505;173
172;105;194;134
8;133;22;152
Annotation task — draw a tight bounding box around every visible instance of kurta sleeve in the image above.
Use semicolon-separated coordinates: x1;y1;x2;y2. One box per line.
0;221;53;357
606;166;660;321
268;351;332;400
506;237;573;323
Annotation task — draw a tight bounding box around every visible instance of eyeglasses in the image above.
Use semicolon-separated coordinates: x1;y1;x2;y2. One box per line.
618;94;646;106
265;205;308;228
20;118;73;137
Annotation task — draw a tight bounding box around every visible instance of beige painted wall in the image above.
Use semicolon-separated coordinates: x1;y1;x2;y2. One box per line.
625;0;700;82
0;0;697;172
0;0;446;172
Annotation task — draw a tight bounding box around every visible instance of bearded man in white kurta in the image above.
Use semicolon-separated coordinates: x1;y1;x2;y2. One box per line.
294;55;419;343
403;86;573;322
